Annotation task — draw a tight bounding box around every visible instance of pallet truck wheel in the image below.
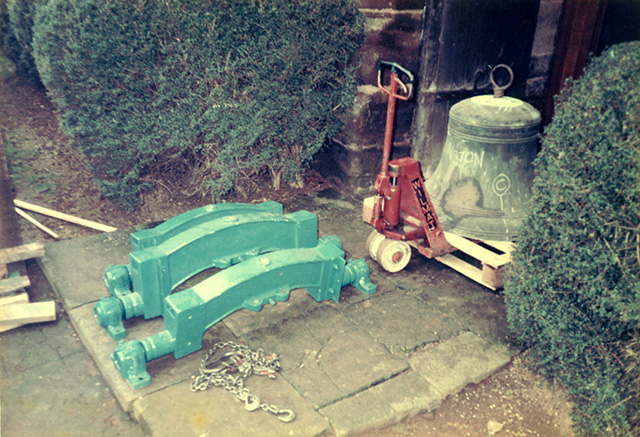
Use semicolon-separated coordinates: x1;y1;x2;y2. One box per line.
376;238;411;273
366;230;386;261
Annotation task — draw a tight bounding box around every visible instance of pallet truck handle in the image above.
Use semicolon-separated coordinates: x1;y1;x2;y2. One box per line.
377;61;414;100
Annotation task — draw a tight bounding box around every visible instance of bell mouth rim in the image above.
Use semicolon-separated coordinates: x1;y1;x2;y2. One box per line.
431;202;530;220
440;227;521;242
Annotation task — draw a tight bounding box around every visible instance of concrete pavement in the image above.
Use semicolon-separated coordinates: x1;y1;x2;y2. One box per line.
0;260;142;437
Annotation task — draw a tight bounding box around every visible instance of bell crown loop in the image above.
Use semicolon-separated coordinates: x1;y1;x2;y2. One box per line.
490;64;514;98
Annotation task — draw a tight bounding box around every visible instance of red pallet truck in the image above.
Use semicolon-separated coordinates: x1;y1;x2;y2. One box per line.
363;61;512;289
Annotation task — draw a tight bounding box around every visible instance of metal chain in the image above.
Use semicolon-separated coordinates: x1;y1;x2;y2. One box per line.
190;341;295;423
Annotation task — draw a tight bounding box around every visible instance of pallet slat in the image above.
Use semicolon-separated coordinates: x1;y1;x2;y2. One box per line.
443;231;510;269
0;292;29;306
0;242;45;264
437;253;487;283
0;276;30;295
483;240;515;255
0;301;56;332
405;230;513;290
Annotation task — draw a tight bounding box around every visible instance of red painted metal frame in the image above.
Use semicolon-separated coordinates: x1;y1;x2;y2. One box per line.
367;64;454;259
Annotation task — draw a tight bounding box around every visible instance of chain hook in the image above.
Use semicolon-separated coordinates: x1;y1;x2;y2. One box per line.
277;409;296;423
191;341;295;422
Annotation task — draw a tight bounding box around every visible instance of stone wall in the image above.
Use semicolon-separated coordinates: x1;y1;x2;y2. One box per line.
526;0;564;109
330;0;565;188
331;6;423;188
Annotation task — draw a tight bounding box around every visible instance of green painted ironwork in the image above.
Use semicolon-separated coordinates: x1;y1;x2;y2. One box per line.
111;235;376;389
95;203;317;339
130;201;283;251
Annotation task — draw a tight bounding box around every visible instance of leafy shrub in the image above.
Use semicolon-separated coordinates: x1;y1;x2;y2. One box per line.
201;0;363;196
2;0;43;84
0;2;16;61
504;41;640;435
31;0;363;210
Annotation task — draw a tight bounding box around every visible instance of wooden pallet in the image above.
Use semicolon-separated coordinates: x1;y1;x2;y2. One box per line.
436;232;513;290
404;231;513;290
0;242;56;332
364;198;514;289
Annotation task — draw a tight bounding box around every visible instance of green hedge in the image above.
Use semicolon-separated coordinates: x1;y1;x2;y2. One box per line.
504;41;640;435
1;0;43;83
0;2;17;65
31;0;363;210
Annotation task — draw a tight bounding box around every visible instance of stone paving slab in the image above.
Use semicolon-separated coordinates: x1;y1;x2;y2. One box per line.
319;372;443;436
339;290;463;354
2;343;140;436
66;302;240;412
408;331;512;397
39;229;131;309
412;280;517;351
0;261;143;437
238;304;409;409
133;369;331;437
67;303;163;411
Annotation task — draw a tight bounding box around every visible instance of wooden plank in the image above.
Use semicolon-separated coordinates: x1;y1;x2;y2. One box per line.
0;276;30;295
444;231;507;268
0;301;56;332
14;199;117;233
495;252;513;265
435;254;505;291
435;254;500;291
0;292;29;306
413;233;511;289
482;240;515;255
0;242;45;264
15;207;60;239
0;292;30;332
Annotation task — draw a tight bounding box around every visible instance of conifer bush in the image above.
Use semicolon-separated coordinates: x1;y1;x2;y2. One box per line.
2;0;43;83
504;41;640;435
31;0;363;210
0;2;17;63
